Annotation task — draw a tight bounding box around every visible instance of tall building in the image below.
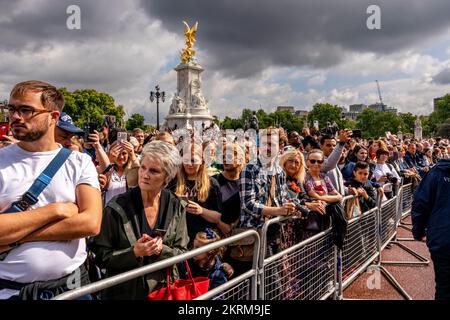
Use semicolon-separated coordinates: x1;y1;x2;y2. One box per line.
368;103;386;112
349;104;367;113
276;106;295;113
294;110;308;117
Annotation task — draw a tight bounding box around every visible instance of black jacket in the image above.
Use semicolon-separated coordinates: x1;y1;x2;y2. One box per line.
90;187;189;300
345;178;377;213
412;160;450;254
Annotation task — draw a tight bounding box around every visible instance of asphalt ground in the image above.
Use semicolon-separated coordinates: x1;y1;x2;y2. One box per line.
343;216;435;300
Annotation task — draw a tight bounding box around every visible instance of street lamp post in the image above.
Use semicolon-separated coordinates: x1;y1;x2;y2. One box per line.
149;85;165;131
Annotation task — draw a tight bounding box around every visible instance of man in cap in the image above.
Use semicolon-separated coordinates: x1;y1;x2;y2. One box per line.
55;112;84;149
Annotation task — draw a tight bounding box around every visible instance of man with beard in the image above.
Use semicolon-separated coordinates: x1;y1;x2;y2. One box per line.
0;81;102;300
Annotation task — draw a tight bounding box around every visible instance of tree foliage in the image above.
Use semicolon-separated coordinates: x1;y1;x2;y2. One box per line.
59;88;125;128
126;113;150;131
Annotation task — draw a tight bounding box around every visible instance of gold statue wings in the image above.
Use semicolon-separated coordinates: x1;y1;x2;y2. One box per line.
180;21;199;63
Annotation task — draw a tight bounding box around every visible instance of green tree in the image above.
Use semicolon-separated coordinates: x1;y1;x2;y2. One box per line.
59;88;125;128
428;94;450;135
398;112;417;133
126;113;150;131
307;103;343;129
356;109;402;138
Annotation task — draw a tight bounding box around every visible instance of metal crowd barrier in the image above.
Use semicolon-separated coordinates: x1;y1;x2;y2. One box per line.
55;180;425;301
381;182;429;267
337;196;378;298
258;216;336;300
53;230;260;300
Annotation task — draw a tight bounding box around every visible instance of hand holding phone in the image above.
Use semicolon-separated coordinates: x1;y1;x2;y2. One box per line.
151;229;167;238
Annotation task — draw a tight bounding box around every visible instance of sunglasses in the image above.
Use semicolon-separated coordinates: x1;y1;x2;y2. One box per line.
308;159;324;164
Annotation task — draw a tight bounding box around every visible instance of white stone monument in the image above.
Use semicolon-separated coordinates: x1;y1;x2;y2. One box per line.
164;21;215;131
414;119;423;140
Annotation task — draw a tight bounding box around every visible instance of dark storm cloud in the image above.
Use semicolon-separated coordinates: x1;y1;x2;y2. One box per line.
433;68;450;84
0;0;135;50
141;0;450;78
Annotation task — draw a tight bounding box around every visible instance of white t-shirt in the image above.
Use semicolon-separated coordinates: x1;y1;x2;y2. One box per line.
104;169;127;205
0;144;100;299
373;163;400;192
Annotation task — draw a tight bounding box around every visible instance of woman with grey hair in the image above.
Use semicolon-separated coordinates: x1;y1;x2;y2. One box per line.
90;140;189;300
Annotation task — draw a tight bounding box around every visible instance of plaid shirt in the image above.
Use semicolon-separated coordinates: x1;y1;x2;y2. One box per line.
239;157;287;228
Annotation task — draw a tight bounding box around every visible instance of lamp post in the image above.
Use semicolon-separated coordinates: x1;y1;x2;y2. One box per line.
149;85;165;131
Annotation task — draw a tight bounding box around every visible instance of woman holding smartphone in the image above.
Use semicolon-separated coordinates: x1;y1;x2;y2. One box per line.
90;141;189;300
172;143;222;243
101;139;140;204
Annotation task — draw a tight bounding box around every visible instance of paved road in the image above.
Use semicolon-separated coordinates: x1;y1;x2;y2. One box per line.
344;216;435;300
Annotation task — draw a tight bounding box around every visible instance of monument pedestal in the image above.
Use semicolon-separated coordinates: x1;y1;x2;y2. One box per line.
164;61;214;131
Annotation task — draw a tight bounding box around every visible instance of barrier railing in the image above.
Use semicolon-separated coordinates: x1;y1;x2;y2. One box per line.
381;182;429;267
257;215;336;300
339;200;378;292
55;181;424;301
53;230;260;300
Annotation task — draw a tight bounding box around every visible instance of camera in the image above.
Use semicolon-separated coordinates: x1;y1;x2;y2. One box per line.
293;199;310;219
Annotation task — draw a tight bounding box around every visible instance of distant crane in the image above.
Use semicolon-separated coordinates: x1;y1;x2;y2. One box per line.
375;80;384;106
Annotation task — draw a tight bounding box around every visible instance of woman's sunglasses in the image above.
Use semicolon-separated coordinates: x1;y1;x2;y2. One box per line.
308;159;324;164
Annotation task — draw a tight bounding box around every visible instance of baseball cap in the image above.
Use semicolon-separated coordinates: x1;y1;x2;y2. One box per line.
57;112;84;135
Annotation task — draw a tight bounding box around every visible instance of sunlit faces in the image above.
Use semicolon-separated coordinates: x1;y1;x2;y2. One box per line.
356;148;368;161
354;167;370;183
321;139;336;157
134;132;145;146
113;148;129;167
259;132;279;163
138;155;166;192
284;156;302;178
55;127;75;148
307;152;324;174
378;153;389;163
182;151;203;177
9;91;56;142
408;144;416;154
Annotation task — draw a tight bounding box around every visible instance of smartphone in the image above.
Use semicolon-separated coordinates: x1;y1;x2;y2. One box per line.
151;229;167;238
0;122;10;141
351;129;362;138
84;123;96;143
117;132;128;143
101;163;115;175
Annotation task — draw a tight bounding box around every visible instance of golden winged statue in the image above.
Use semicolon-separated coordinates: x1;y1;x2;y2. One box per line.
180;21;199;63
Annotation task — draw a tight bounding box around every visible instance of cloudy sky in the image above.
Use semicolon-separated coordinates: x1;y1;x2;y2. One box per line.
1;0;450;124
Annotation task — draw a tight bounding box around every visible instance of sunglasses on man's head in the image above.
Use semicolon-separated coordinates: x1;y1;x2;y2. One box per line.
308;159;324;164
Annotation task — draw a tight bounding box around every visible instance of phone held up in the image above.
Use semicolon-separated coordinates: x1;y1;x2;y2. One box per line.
117;132;128;143
84;123;96;144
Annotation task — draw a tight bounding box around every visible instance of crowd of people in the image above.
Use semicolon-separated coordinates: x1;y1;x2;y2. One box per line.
1;80;449;300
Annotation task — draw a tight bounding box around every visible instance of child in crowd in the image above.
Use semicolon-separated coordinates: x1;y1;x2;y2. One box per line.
189;228;234;290
345;161;378;214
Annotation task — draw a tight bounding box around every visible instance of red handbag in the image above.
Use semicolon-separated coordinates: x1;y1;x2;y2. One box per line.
148;261;210;300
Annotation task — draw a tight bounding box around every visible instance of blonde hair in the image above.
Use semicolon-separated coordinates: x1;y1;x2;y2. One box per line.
307;149;324;161
280;149;306;183
176;143;210;202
